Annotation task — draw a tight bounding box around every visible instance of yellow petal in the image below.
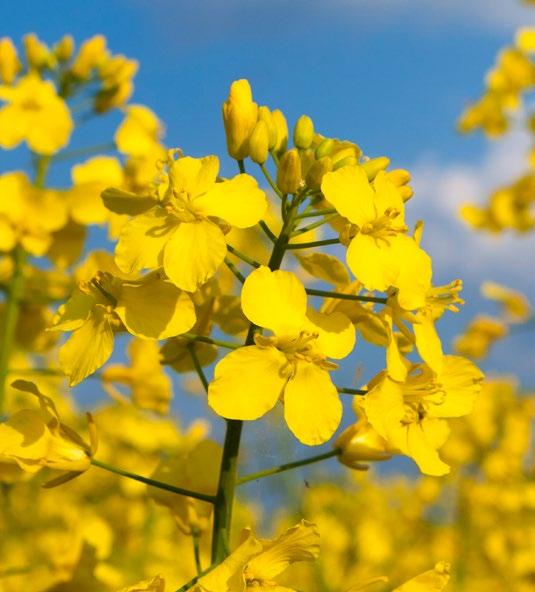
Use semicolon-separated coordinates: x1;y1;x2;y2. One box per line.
284;363;342;445
413;315;443;374
393;237;432;310
295;252;350;286
51;288;95;331
427;355;484;418
305;308;355;359
241;266;307;334
0;409;49;462
163;219;226;292
115;206;175;274
193;174;267;228
208;346;288;420
170;155;219;198
0;217;16;251
114;104;163;157
59;306;114;386
116;575;166;592
115;275;195;339
321;165;375;225
347;233;399;292
248;520;320;580
403;421;450;476
394;561;450;592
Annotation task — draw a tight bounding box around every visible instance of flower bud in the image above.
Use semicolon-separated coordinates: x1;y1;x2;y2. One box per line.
258;106;278;149
398;185;414;202
271;108;288;155
71;35;108;79
361;156;390;181
315;138;334;159
293;114;314;149
277;148;302;194
54;35;75;63
387;168;411;187
222;79;258;160
335;419;393;470
306;156;332;190
249;120;270;164
23;33;54;70
0;37;21;84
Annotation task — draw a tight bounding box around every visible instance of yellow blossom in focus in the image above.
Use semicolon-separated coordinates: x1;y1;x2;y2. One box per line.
104;152;267;292
51;270;196;385
322;166;431;309
362;356;484;475
196;520;319;592
209;266;355;445
0;74;73;154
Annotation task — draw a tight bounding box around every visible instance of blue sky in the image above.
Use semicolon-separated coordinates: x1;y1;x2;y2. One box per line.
2;1;534;476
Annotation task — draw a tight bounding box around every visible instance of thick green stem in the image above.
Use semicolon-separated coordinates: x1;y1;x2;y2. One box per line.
237;449;341;485
337;386;367;396
91;459;216;503
305;288;387;304
210;192;301;564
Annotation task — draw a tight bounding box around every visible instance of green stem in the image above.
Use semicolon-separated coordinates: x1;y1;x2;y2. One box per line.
51;141;116;163
211;188;301;564
224;258;246;284
259;163;283;198
0;246;27;413
181;333;241;350
291;212;339;236
91;459;216;503
175;564;216;592
258;220;277;243
192;529;203;575
295;208;337;219
286;238;340;249
187;343;208;392
337;387;367;396
305;288;387;304
237;159;246;174
237;449;341;485
226;244;261;268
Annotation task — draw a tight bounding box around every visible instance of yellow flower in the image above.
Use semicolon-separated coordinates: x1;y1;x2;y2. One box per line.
321;166;431;308
0;171;67;255
52;270;196;386
208;266;355;445
196;520;319;592
222;79;258;160
104;152;267;292
454;315;508;360
362;356;484;475
71;35;108;79
0;379;95;478
102;338;173;414
148;439;221;535
115;104;164;157
68;156;124;226
481;281;532;323
0;74;73;154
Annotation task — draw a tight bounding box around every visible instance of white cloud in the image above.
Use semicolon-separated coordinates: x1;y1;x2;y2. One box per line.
332;0;535;32
409;128;535;291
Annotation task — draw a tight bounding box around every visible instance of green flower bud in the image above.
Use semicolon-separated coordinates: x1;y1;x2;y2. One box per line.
249;120;270;164
277;148;302;194
293;114;314;149
54;35;75;63
315;138;334;159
